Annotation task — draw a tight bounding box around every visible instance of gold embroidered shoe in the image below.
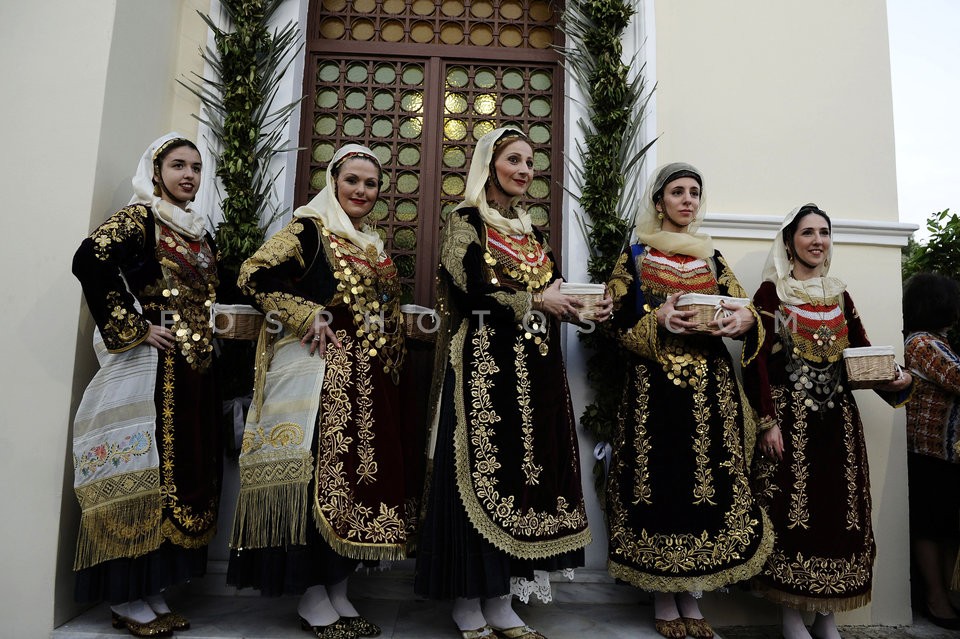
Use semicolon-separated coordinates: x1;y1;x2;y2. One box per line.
342;615;381;637
492;625;548;639
110;611;173;637
156;611;190;631
460;625;495;639
654;617;687;639
299;615;360;639
682;616;714;639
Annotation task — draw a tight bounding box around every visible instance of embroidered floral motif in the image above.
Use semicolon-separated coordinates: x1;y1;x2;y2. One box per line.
786;390;810;530
240;422;305;455
467;325;587;538
631;365;652;505
75;431;153;478
103;291;149;349
315;330;405;545
91;205;148;261
765;548;872;596
842;398;860;531
354;343;378;485
691;370;716;506
158;350;217;534
513;337;542;485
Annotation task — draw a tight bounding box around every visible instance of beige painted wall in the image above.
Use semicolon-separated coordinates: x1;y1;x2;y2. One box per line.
654;0;910;626
0;1;206;635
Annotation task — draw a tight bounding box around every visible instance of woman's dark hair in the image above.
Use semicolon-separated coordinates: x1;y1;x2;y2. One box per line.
652;170;702;205
153;138;199;170
331;152;383;188
903;272;960;333
783;204;831;253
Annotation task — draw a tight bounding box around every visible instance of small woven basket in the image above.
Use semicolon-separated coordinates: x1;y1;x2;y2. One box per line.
843;346;896;389
675;294;750;331
400;304;439;343
212;304;264;341
559;282;606;320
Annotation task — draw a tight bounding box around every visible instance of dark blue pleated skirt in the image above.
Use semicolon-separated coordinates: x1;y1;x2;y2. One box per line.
75;542;207;604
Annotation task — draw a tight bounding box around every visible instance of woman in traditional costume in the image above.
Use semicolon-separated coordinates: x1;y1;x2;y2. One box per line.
746;204;912;639
414;127;610;639
902;272;960;629
604;162;773;639
72;133;221;637
227;144;408;639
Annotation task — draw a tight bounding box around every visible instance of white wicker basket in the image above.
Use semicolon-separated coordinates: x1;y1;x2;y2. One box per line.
559;282;606;320
675;294;750;331
843;346;896;389
211;303;264;340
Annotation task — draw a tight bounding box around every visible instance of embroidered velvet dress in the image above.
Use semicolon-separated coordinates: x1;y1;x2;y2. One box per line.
72;204;222;602
604;246;773;593
227;217;412;594
745;281;906;611
415;207;590;599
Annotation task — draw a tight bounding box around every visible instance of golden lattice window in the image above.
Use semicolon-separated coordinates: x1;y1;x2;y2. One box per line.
297;0;564;305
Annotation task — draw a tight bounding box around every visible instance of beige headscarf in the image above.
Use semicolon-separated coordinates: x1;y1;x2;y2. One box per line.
129;132;208;241
634;162;714;258
761;203;846;305
294;144;385;257
454;126;534;237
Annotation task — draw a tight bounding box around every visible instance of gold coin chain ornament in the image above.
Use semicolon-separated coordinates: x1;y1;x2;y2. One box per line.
324;227;405;380
483;224;554;356
157;226;217;371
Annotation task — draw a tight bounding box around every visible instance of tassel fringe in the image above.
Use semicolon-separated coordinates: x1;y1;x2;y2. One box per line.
73;493;162;571
230;481;310;549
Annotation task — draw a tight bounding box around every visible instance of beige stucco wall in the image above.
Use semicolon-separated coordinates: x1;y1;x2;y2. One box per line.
654;0;909;626
0;1;206;635
0;0;909;634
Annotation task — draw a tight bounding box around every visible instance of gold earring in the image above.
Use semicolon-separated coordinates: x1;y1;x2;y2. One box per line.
153;183;161;197
657;212;664;221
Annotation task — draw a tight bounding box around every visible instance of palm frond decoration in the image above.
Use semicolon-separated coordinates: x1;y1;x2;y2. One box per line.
559;0;656;497
179;0;304;281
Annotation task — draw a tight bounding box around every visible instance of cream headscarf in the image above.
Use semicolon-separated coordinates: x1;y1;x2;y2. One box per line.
761;203;846;305
454;126;534;237
129;132;208;241
294;144;385;257
634;162;714;258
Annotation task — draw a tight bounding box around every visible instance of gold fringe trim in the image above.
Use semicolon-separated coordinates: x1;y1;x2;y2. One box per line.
229;481;311;549
73;492;162;571
312;502;407;562
751;579;871;612
451;327;593;560
741;305;764;367
608;508;775;593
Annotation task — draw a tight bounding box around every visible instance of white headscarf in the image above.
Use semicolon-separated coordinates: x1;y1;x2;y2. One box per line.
454;126;533;237
634;162;714;258
762;203;846;305
294;144;385;257
129;132;208;241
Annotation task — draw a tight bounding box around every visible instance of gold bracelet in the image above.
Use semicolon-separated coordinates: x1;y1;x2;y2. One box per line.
756;415;778;433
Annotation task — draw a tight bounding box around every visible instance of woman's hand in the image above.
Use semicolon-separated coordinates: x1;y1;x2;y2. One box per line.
302;313;340;357
144;323;175;350
539;279;583;322
708;301;756;338
591;291;614;323
655;292;698;333
876;367;913;392
759;424;783;462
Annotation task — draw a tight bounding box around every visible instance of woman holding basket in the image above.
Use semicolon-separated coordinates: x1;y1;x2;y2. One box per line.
745;204;912;639
604;162;773;639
